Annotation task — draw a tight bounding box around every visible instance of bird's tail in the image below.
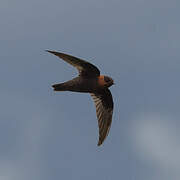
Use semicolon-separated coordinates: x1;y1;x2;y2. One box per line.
52;83;68;91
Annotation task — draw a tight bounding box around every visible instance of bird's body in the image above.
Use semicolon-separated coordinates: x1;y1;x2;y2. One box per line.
46;50;114;146
52;75;112;93
53;76;99;92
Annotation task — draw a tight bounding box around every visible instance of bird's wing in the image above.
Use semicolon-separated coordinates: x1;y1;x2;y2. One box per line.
46;50;100;77
91;88;113;146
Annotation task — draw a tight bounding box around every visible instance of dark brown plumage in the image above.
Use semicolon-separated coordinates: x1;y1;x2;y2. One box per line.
46;50;114;146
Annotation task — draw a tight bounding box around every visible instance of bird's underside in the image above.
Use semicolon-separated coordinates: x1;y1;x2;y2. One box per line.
46;50;114;146
52;77;101;93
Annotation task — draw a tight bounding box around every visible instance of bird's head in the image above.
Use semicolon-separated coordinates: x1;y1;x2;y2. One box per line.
98;75;114;88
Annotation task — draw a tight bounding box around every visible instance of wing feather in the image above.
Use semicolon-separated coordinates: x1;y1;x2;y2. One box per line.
91;88;113;146
46;50;100;77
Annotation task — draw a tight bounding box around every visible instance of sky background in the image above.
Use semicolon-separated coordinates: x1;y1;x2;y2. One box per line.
1;0;180;179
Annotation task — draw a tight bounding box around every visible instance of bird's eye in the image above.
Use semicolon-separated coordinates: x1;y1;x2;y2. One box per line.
104;76;110;83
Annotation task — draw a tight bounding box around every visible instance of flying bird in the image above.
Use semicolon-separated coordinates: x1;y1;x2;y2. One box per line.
46;50;114;146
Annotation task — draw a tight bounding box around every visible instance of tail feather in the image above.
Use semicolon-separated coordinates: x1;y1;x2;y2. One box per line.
52;83;67;91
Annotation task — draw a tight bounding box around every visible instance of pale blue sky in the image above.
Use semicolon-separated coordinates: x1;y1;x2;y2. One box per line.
1;0;180;179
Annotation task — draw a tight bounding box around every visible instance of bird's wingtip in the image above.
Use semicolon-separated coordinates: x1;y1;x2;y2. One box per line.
45;50;59;55
97;141;102;146
45;50;52;53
